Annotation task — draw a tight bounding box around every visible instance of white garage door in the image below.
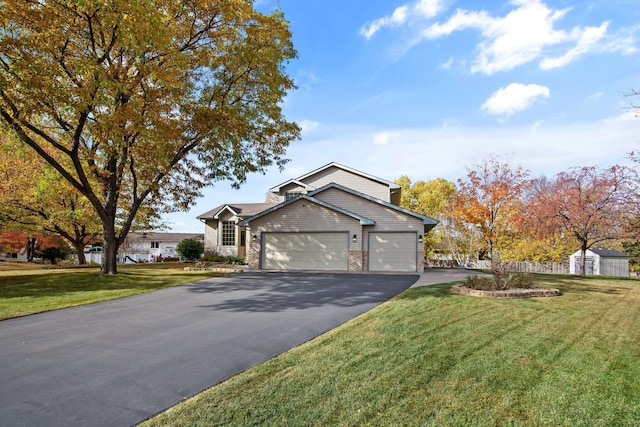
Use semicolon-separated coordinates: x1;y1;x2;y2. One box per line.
262;232;349;271
369;232;417;272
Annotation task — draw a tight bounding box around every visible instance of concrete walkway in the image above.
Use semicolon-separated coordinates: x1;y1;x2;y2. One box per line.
0;272;419;427
412;268;477;287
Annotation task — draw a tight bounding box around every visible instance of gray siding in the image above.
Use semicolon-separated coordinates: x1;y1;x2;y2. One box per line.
248;199;362;250
246;198;364;271
600;258;629;276
313;187;423;248
301;166;391;202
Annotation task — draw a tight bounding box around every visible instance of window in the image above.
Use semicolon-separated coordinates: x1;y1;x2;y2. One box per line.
285;192;302;200
222;221;236;246
151;242;160;249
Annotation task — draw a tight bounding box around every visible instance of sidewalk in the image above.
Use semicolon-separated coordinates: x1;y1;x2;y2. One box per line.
411;268;481;288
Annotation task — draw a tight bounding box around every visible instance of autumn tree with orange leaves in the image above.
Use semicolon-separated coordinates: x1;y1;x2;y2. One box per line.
449;156;531;260
532;165;638;275
498;176;574;262
0;135;103;264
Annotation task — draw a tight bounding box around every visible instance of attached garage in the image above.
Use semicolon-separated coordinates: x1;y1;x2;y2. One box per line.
262;232;349;271
368;232;418;272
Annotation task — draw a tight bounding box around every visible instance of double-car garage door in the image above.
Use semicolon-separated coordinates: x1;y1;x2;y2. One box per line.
262;231;417;272
262;232;349;271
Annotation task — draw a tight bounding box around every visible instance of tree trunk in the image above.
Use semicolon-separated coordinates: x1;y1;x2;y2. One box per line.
101;228;119;275
579;245;587;276
74;242;87;265
26;237;36;262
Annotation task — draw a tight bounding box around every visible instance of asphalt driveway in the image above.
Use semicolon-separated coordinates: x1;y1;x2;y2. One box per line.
0;272;418;427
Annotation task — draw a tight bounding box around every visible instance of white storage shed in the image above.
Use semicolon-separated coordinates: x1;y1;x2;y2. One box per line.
569;248;629;276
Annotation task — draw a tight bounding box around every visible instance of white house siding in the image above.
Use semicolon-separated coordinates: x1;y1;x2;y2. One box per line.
313;188;424;272
569;249;629;276
301;167;391;203
246;199;362;270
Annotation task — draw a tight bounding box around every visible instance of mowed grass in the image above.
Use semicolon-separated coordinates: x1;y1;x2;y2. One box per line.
143;274;640;427
0;262;229;320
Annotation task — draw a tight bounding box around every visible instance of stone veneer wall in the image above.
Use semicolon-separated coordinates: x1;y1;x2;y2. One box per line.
349;251;364;272
247;244;260;269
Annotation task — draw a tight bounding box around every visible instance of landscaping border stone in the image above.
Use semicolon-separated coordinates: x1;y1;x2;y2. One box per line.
183;267;243;273
450;284;561;298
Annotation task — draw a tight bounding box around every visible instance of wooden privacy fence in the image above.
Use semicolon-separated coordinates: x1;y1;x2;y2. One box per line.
469;260;570;274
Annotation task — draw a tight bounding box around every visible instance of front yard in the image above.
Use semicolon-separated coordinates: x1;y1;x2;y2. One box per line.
142;274;640;426
0;262;228;320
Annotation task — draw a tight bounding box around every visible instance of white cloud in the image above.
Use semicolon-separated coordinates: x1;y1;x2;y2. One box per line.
164;112;640;232
296;70;321;92
360;0;445;39
369;0;635;74
539;21;609;70
415;0;446;19
372;131;402;145
588;91;604;100
481;83;550;118
361;5;409;39
424;0;572;74
299;120;320;133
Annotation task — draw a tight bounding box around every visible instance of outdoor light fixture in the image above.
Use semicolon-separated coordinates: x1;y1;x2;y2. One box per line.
252;234;257;241
418;234;423;243
352;234;357;242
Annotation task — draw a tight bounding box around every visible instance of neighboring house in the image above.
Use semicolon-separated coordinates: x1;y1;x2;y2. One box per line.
119;232;204;263
0;248;27;261
569;248;629;276
198;162;438;272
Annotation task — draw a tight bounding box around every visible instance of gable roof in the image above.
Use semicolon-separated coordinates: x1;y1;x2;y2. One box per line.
238;194;375;226
197;203;278;221
308;183;439;228
269;162;400;193
589;248;628;258
129;232;204;242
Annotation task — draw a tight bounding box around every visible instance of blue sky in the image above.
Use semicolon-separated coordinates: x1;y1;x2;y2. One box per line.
166;0;640;232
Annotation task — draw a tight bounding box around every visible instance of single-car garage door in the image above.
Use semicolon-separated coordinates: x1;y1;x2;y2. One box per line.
369;232;417;272
262;232;349;271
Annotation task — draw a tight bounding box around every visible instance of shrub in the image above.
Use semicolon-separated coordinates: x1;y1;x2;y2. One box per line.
225;255;244;265
505;272;534;289
464;274;495;290
176;239;204;261
465;257;536;291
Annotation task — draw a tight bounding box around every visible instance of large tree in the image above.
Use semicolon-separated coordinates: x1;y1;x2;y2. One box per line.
498;176;575;262
450;156;531;259
0;0;300;274
535;166;638;275
395;176;456;258
0;135;102;264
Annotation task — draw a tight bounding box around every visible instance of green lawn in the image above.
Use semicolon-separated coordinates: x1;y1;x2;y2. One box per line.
0;262;229;320
142;274;640;426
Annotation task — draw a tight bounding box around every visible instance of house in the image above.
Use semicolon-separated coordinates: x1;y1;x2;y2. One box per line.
198;162;438;272
118;232;204;263
569;248;629;276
